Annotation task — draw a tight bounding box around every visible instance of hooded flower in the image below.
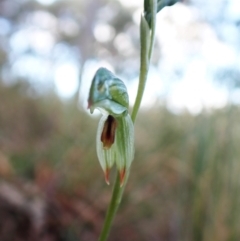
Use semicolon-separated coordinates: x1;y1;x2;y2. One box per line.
88;68;134;186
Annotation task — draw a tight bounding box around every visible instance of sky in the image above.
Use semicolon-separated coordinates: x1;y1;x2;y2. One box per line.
77;0;240;114
6;0;240;114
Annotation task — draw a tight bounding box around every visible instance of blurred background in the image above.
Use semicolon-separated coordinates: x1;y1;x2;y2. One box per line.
0;0;240;240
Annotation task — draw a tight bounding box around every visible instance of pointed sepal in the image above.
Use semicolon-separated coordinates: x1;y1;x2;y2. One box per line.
115;114;134;186
119;168;126;187
104;168;110;185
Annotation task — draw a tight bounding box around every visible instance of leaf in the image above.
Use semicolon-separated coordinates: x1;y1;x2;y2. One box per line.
144;0;180;27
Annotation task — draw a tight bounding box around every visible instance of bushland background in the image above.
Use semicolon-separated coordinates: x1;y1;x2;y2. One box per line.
0;0;240;240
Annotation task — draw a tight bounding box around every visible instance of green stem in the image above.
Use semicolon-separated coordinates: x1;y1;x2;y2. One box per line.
131;0;157;122
98;1;157;240
98;172;129;241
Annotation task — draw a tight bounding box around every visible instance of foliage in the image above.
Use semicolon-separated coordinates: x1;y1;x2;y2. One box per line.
0;83;240;240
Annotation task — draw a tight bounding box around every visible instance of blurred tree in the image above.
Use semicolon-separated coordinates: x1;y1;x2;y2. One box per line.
0;0;149;104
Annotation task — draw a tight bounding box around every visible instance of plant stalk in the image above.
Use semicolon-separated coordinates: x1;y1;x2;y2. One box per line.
98;1;157;240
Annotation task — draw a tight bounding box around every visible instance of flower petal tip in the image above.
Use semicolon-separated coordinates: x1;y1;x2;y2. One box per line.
104;168;110;185
119;168;126;187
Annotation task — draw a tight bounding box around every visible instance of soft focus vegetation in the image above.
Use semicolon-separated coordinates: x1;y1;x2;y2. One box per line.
1;82;240;241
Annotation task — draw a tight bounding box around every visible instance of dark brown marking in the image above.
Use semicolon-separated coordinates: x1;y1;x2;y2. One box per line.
101;115;117;149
